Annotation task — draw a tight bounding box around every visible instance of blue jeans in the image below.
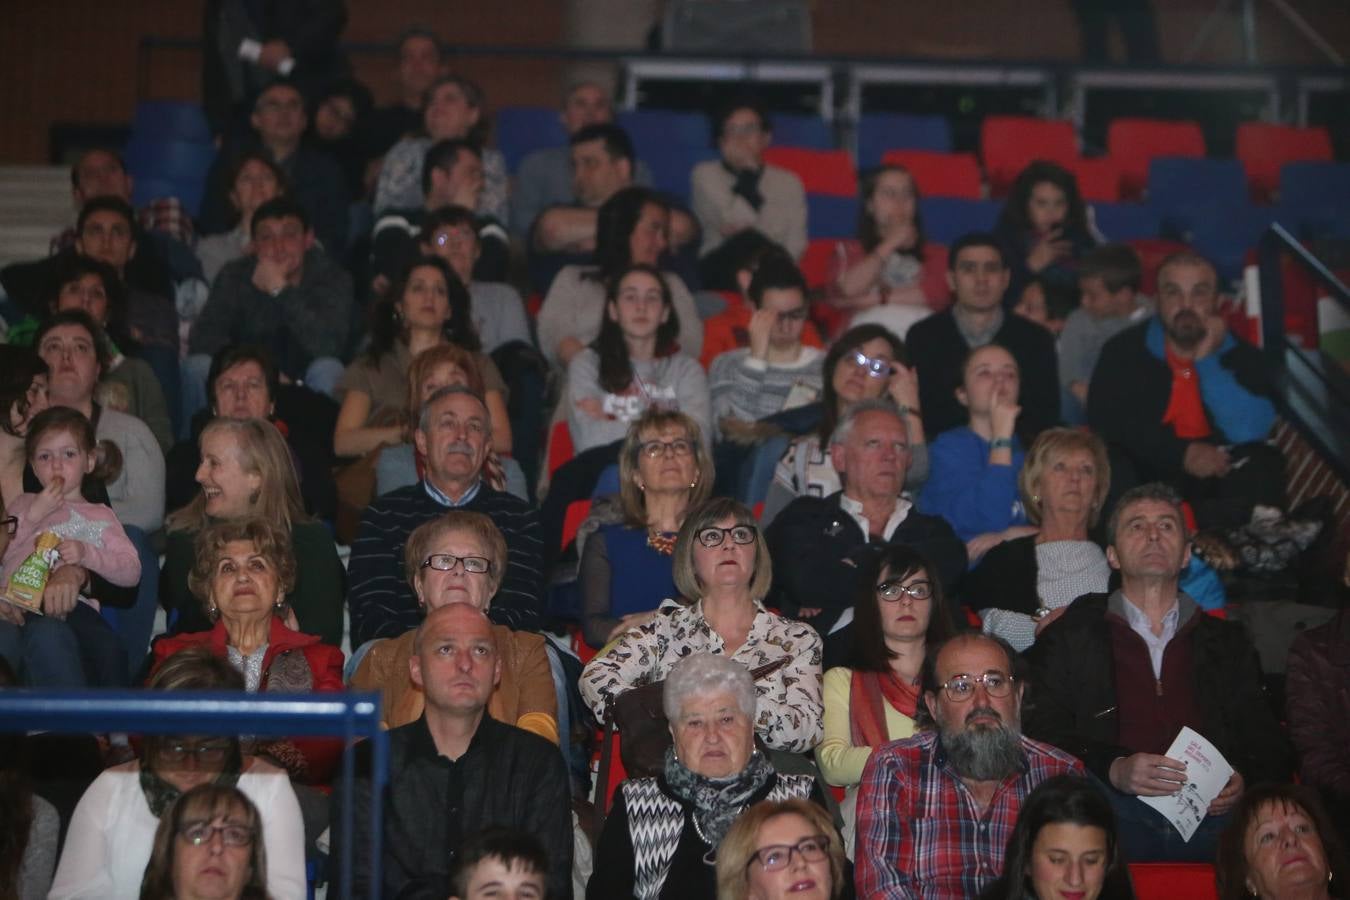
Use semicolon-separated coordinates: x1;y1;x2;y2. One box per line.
1092;772;1230;862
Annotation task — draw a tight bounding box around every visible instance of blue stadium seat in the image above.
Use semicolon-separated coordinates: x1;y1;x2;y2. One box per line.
857;113;953;168
1147;158;1247;240
918;197;1001;245
132;101;212;144
133;176;206;218
807;194;859;239
495;106;568;173
1277;162;1350;241
770;113;833;150
617;109;716;203
1188;205;1275;283
124;139;216;217
1091;202;1161;242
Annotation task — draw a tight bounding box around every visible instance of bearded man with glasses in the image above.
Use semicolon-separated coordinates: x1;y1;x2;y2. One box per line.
855;632;1084;899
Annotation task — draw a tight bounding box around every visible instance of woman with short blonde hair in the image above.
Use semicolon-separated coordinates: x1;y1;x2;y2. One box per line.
716;798;846;900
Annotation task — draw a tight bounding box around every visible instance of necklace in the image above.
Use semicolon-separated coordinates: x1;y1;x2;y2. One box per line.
646;528;677;555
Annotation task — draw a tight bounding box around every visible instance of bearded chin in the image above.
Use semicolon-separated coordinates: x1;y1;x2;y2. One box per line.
943;721;1024;781
1166;315;1205;349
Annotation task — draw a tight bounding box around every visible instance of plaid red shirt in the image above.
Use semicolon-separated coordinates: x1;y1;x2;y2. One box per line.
855;729;1085;899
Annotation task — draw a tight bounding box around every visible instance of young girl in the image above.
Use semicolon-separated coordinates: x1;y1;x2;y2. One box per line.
0;407;140;685
994;161;1097;308
566;263;711;453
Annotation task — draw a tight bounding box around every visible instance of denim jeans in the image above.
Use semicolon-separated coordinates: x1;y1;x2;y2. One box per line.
1092;771;1230;862
0;603;126;687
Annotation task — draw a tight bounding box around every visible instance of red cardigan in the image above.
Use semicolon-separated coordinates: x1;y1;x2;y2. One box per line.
152;617;345;783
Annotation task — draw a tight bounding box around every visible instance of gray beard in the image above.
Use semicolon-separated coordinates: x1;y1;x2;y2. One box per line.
942;720;1024;781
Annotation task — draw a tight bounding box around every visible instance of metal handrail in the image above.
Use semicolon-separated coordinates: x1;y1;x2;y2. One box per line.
0;690;386;900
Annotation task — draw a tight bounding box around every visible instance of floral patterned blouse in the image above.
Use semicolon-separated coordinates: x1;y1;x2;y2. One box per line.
580;597;824;753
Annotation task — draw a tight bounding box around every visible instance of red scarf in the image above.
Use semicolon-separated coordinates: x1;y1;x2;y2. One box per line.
849;669;920;749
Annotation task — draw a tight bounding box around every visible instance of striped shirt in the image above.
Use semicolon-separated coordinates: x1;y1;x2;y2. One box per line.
856;730;1084;899
346;481;545;646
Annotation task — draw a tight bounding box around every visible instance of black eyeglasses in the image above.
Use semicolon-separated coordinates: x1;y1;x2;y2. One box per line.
160;739;233;765
178;822;255;847
876;579;932;603
421;554;491;574
696;525;757;548
938;672;1016;702
748;835;831;871
640;438;693;459
1;516;16;536
775;307;810;322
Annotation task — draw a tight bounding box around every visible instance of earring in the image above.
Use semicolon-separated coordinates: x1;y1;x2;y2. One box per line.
689;478;698;489
208;605;219;621
274;599;286;613
638;482;646;492
1032;494;1040;504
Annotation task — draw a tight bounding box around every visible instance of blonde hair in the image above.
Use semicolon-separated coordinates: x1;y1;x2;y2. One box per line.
187;516;298;617
1018;427;1111;526
671;498;772;605
403;510;508;599
715;799;843;900
167;418;308;534
405;344;486;439
616;410;713;526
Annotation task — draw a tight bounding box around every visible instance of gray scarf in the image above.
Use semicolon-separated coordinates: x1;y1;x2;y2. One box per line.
662;745;773;848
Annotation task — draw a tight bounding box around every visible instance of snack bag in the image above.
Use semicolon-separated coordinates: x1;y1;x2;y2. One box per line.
0;531;61;614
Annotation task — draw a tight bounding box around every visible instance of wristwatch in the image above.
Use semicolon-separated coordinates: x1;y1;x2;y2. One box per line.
990;436;1013;451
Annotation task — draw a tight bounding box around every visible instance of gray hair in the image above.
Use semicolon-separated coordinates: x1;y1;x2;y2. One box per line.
1105;482;1185;545
662;653;757;722
417;383;492;436
830;397;905;448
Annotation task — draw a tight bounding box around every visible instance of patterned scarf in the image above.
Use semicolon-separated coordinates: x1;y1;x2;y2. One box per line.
139;763;241;818
663;745;773;848
849;669;919;749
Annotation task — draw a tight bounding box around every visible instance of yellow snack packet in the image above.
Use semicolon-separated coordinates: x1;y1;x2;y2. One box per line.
0;531;62;614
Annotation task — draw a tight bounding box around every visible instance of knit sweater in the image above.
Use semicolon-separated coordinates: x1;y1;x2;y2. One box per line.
691;160;808;259
95;406;165;533
918;426;1028;542
347;481;544;646
708;346;824;429
566;349;711;453
98;356;173;454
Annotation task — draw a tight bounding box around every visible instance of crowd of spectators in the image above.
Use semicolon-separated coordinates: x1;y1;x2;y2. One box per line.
0;8;1346;900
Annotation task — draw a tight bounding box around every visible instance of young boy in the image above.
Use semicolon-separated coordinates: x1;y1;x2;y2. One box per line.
449;828;549;900
1059;243;1152;422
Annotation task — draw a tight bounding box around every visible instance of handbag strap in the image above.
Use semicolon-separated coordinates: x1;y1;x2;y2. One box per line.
592;704;618;842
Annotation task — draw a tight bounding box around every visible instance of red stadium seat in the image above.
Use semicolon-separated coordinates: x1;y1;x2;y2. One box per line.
1125;237;1191;297
561;499;592;552
762;147;858;197
546;420;575;478
1106;118;1206;200
881;149;983;200
1066;156;1123;203
799;238;842;289
1128;863;1218;900
979;116;1077;197
1235;122;1333;203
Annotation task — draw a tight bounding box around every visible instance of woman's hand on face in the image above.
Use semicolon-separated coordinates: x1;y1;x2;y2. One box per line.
29;476;65;521
880;222;918;255
988;386;1021;440
886;363;920;410
1026;228;1073;272
746;308;777;361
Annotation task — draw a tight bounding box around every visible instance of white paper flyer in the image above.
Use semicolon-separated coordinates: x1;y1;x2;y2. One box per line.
1138;727;1235;841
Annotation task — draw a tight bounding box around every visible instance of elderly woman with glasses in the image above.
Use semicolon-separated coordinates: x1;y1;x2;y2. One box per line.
138;784;271;900
579;409;713;649
587;653;825;900
50;647;306;900
815;545;955;855
349;509;557;740
581;497;823;754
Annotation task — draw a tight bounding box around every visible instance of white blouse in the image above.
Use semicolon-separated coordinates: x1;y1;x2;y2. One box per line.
48;759;306;900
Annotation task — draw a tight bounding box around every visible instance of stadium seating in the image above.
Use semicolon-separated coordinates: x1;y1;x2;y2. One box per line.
1091;202;1161;243
857;113;954;168
1107;117;1206;199
980;115;1077;197
769;113;834;150
799;238;843;289
123;138;217;216
763;147;858;197
805;194;860;239
617;109;717;202
1147;158;1248;239
1276;161;1350;241
880;150;983;200
918;197;1001;244
1235;122;1333;204
131;100;213;144
495;105;568;173
1066;156;1123;203
1127;863;1218;900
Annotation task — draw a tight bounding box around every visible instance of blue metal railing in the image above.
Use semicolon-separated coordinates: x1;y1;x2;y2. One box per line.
0;690;386;900
1257;223;1350;482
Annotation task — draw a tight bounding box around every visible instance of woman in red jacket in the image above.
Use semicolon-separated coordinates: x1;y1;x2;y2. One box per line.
151;516;344;784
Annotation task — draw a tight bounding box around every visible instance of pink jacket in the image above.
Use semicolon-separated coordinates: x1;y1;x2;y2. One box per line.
1;494;141;602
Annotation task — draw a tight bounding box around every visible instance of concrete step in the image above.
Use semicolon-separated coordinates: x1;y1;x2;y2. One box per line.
0;165;73;268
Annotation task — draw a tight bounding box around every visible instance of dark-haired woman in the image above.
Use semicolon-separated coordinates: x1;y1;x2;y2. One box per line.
994;161;1097;306
565;264;709;453
979;774;1135;900
1215;783;1348;900
815;546;954;854
829;164;950;323
537;187;703;368
333;256;510;458
197;152;287;284
761;324;927;525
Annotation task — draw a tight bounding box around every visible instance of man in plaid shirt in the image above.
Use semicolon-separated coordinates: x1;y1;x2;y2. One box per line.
856;633;1084;898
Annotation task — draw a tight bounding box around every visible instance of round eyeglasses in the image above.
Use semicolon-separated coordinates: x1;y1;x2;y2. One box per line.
696;525;757;548
938;672;1016;702
640;438;692;459
748;835;830;872
876;578;932;603
178;822;255;847
850;350;893;379
421;554;491;574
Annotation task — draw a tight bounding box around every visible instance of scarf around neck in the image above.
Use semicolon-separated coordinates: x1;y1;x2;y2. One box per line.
849;668;920;749
663;744;773;848
139;761;241;818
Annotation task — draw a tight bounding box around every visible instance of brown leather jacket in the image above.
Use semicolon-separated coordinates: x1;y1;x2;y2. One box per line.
350;623;558;744
1286;609;1350;796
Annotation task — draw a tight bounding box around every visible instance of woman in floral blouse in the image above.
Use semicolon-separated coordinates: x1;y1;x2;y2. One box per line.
580;497;823;753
